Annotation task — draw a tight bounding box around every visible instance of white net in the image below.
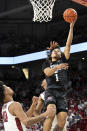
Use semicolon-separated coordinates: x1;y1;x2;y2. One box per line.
30;0;55;22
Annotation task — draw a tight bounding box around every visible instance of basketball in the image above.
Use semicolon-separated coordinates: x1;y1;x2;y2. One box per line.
63;8;77;23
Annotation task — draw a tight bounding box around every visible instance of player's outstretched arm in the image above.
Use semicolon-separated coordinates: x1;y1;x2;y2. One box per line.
9;102;56;127
26;96;38;117
33;96;44;116
64;21;76;60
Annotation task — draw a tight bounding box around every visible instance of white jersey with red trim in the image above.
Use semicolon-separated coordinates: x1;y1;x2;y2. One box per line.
2;101;27;131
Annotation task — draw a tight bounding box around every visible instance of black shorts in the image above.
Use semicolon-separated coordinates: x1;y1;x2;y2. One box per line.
44;88;68;114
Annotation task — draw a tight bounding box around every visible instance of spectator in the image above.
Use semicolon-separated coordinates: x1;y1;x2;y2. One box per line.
74;111;82;123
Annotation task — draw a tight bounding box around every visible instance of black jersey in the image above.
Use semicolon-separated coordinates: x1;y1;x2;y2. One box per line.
42;54;68;89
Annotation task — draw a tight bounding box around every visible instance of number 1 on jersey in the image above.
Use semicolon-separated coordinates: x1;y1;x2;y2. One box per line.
55;70;59;82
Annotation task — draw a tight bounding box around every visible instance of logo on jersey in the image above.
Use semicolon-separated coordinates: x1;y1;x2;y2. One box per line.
47;96;53;101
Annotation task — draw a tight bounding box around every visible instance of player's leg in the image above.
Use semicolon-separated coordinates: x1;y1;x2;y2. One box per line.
53;90;68;131
43;104;56;131
57;111;67;131
43;88;57;131
52;116;67;131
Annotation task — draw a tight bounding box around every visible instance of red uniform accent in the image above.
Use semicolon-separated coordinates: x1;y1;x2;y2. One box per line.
15;118;23;131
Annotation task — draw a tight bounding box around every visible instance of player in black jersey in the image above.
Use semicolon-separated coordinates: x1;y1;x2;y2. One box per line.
42;21;76;131
34;79;67;131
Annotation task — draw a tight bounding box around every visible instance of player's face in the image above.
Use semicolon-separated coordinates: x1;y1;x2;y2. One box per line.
4;85;14;97
51;48;61;59
41;79;47;90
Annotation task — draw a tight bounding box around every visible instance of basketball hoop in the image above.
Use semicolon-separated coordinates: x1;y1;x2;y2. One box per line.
30;0;55;22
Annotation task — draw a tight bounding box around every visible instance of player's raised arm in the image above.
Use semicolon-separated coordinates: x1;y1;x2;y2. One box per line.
26;96;38;117
34;79;47;116
34;96;44;116
64;21;76;60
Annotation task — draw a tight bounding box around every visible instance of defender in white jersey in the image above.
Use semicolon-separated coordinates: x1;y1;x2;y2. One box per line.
0;81;56;131
2;101;26;131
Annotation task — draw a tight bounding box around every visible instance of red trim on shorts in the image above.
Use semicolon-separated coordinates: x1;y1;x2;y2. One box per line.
15;118;23;131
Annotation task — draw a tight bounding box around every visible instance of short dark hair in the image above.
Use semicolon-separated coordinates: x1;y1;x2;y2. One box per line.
0;81;5;106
